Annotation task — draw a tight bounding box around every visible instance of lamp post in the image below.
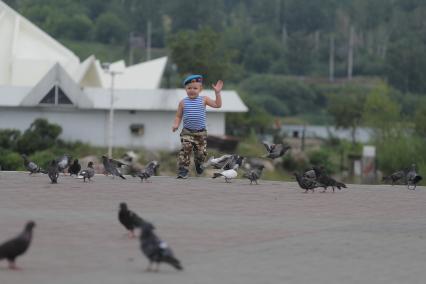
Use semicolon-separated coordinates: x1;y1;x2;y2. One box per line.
102;63;122;158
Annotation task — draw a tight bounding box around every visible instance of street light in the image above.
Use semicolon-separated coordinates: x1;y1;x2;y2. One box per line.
102;62;123;158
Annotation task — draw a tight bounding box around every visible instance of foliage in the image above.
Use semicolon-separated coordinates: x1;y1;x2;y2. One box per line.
168;27;232;85
16;119;62;155
0;129;21;150
0;149;24;171
414;102;426;137
94;12;127;44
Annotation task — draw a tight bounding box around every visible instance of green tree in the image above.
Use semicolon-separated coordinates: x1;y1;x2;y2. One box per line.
414;102;426;137
95;12;127;44
168;27;232;85
16;119;62;155
0;129;21;150
327;92;365;145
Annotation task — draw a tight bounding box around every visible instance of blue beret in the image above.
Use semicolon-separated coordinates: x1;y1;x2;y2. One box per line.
183;74;203;86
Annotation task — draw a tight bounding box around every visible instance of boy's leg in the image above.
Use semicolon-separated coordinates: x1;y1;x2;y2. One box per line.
177;135;193;178
193;134;207;175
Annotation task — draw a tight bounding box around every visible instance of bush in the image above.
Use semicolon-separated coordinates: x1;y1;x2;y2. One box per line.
307;148;336;174
0;149;24;171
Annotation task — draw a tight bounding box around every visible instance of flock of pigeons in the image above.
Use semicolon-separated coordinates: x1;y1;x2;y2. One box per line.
0;203;182;272
2;141;424;271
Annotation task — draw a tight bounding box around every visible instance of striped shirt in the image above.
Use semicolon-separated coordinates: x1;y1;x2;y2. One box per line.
183;96;206;131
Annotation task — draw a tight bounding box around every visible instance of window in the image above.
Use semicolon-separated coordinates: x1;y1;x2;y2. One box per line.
130;124;144;136
40;85;73;105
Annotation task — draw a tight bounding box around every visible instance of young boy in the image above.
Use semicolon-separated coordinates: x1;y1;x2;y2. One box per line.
172;74;223;179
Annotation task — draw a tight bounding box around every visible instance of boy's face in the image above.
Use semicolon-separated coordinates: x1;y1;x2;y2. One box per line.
185;82;203;99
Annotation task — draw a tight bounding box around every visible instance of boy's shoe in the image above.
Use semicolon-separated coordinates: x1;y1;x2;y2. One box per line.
176;168;189;179
195;162;204;175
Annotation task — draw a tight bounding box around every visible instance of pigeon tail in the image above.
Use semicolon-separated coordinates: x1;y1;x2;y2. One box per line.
164;256;183;270
212;173;223;179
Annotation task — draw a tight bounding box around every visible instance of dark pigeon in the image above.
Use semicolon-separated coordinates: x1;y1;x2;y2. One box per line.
118;202;145;238
262;141;291;159
47;159;59;184
382;170;406;185
56;154;72;173
243;165;265;185
140;222;183;272
78;161;95;182
68;159;81;176
294;172;321;193
406;164;423;190
223;155;244;170
21;154;46;175
137;161;160;182
302;167;317;179
313;167;347;193
0;221;35;270
101;155;126;179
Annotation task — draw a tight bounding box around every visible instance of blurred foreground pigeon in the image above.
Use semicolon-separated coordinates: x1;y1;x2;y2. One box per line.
102;155;126;179
202;154;233;169
262;141;291;159
56;154;72;173
68;159;81;176
140;222;183;271
0;221;35;270
212;168;238;183
118;202;145;238
78;161;95;182
294;172;321;193
243;165;265;185
406;164;423;190
382;170;406;185
47;159;59;184
137;161;160;182
21;154;46;174
313;167;347;193
223;155;244;170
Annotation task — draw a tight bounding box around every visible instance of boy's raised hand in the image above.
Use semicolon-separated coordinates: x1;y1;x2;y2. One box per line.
212;80;224;93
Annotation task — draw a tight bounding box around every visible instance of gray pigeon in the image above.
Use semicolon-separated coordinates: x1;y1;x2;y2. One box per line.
243;165;265;185
140;222;183;271
78;161;95;182
202;154;233;169
223;155;244;170
137;161;160;182
382;170;405;185
0;221;35;270
47;159;59;184
406;164;423;190
21;154;46;175
262;141;291;159
294;172;322;193
101;155;126;179
55;154;72;173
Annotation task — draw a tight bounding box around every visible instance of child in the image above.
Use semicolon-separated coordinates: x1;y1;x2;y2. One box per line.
172;74;223;179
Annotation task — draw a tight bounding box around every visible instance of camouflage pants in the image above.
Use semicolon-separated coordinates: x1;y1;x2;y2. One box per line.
177;128;207;171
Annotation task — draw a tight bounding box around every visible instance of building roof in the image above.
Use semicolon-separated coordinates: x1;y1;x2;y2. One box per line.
0;1;167;89
0;85;248;112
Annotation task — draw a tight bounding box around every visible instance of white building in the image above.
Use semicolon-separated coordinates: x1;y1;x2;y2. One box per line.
0;1;248;150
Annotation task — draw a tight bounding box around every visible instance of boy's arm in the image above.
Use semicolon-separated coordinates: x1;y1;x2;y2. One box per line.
205;80;223;108
172;100;184;132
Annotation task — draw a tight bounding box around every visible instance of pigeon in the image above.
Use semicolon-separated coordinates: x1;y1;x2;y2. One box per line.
382;170;406;185
212;168;238;183
140;222;183;272
137;161;160;182
78;161;95;182
47;159;59;184
21;154;46;174
0;221;35;270
243;165;265;185
223;155;244;170
118;202;145;238
56;154;72;173
406;164;423;190
68;159;81;176
262;141;291;159
202;154;233;169
313;167;347;193
294;172;321;193
302;167;317;179
101;155;126;179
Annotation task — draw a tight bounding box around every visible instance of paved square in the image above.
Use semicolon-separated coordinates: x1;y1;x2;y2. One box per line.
0;172;425;284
